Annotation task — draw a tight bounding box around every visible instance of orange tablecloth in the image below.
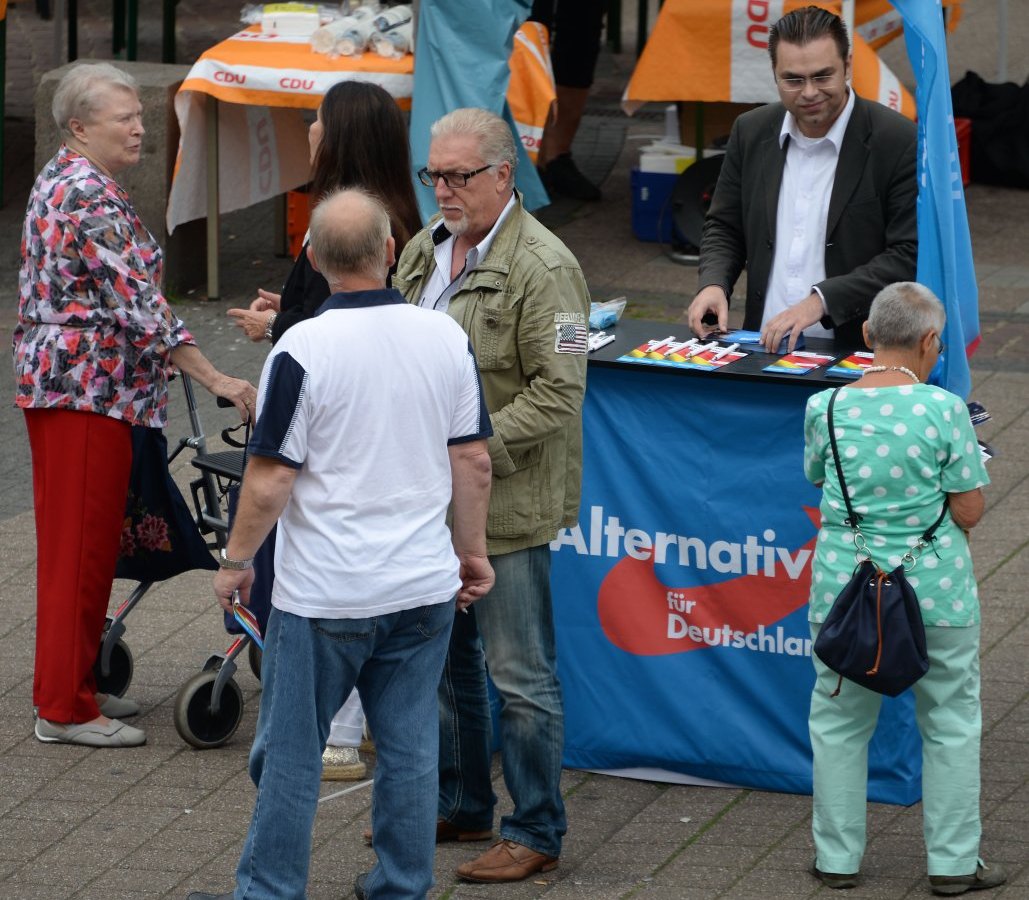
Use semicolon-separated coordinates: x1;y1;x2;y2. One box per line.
179;27;415;110
168;23;554;233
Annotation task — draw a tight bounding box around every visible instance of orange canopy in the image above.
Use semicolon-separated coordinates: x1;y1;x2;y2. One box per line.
621;0;961;121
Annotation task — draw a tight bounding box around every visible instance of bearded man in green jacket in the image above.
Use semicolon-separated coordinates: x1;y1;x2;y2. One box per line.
395;106;590;884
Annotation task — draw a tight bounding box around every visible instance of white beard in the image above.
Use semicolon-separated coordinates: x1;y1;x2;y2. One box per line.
440;208;468;236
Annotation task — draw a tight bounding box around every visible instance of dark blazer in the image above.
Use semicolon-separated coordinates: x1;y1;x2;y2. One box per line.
697;93;918;347
270;239;402;345
270;243;330;345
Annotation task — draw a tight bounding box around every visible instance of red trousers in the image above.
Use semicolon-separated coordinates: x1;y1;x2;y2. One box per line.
26;409;132;723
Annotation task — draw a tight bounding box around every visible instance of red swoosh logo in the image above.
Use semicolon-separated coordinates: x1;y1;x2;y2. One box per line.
598;508;820;656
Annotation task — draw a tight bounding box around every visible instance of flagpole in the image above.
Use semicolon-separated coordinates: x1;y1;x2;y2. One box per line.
841;0;855;45
997;0;1008;82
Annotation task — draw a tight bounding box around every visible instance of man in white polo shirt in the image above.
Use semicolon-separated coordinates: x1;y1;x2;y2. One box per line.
190;188;494;900
684;5;917;352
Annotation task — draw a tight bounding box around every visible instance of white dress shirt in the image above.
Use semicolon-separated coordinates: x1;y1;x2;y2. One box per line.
763;88;856;340
418;192;517;313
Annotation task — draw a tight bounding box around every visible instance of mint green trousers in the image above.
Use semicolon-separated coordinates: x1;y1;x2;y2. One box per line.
809;623;982;876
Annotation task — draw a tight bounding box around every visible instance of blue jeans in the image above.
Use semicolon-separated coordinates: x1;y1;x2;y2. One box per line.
438;545;567;857
235;600;455;900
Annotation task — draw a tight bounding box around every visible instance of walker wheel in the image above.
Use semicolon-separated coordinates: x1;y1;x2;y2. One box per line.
248;641;263;681
93;635;133;698
173;669;244;750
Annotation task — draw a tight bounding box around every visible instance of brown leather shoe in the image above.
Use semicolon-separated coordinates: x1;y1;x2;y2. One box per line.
362;818;493;846
456;839;559;883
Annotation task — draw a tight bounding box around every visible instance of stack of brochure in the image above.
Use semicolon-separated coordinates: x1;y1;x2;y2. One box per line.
825;351;875;379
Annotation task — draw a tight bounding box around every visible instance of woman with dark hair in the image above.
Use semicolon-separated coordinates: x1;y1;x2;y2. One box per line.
228;80;421;342
227;80;420;780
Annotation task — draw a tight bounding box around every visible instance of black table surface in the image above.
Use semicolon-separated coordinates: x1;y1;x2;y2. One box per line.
587;318;864;389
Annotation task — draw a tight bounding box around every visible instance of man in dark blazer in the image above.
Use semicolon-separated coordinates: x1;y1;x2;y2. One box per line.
685;5;917;352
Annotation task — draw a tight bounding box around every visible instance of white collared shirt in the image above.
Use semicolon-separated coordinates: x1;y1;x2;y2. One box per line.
419;193;517;313
763;88;856;340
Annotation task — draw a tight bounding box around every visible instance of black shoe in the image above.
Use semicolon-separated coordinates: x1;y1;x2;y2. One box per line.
354;872;368;900
930;861;1007;896
811;864;859;889
541;153;601;202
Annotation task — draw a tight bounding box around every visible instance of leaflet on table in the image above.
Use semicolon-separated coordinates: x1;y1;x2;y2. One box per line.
617;337;747;370
706;329;804;354
825;351;875;379
762;351;835;375
680;345;747;370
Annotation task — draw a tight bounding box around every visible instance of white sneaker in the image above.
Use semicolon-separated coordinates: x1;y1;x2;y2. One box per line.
321;745;366;781
97;694;141;718
35;717;146;747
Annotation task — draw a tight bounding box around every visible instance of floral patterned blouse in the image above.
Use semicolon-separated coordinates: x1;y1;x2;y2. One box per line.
13;146;194;428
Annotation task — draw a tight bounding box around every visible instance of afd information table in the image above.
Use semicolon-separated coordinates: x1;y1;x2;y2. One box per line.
550;319;922;804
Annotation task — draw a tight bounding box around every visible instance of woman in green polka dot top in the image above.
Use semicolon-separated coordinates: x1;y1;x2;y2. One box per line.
802;282;1004;896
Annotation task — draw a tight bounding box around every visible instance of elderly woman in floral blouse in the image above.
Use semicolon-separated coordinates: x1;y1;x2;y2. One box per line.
13;63;256;748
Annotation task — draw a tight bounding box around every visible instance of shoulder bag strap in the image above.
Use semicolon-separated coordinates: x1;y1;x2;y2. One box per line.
827;386;949;560
826;387;861;529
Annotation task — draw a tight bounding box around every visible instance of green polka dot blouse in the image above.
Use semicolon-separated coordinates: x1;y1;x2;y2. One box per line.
803;383;989;627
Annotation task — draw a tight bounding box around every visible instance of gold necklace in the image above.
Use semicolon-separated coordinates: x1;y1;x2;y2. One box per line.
864;365;919;383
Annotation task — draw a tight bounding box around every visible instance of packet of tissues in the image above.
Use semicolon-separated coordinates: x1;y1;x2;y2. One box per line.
589;296;627;330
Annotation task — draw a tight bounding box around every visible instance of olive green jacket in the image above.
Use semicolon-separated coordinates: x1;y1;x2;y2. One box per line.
395;194;589;554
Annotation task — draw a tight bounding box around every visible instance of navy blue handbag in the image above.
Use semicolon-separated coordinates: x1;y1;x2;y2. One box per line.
115;426;219;583
815;559;930;697
813;388;946;697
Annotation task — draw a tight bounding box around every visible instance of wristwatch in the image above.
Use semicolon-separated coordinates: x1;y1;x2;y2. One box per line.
219;548;254;570
264;312;278;342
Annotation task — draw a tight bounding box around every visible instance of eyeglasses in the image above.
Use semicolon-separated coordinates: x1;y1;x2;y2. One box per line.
417;164;494;189
936;335;946;355
777;73;838;92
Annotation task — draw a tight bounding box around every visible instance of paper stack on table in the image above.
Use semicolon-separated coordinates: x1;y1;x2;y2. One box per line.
762;351;835;375
618;337;748;370
825;351;875;380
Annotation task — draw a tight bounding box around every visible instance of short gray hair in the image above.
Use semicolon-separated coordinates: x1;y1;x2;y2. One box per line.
430;107;518;177
52;63;138;138
308;188;391;284
865;282;946;349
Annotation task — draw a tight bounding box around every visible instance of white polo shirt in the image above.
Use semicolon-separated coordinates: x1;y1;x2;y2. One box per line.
248;288;492;619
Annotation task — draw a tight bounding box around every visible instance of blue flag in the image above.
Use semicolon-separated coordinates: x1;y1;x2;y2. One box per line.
890;0;979;399
408;0;549;223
